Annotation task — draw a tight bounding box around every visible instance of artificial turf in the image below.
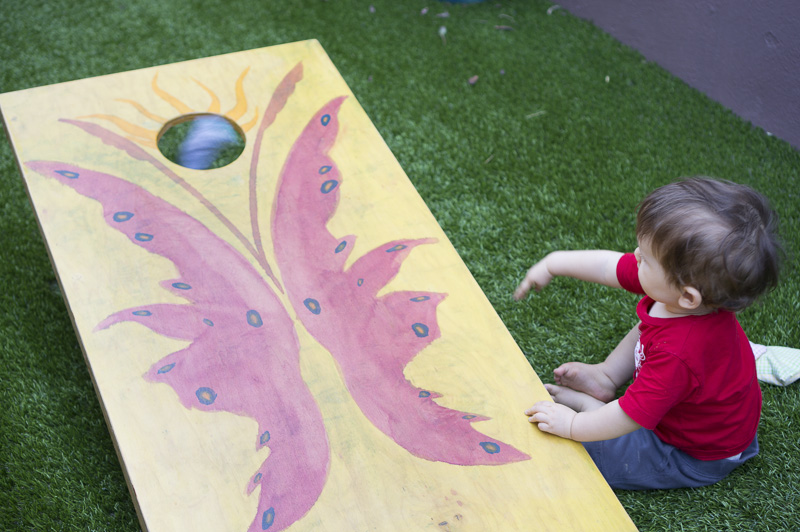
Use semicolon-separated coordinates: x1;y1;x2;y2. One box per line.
1;1;798;530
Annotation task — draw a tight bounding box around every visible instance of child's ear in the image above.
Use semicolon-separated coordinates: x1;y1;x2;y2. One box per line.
678;286;703;310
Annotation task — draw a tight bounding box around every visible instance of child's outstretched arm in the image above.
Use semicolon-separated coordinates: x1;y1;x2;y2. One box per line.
514;250;624;300
525;399;640;442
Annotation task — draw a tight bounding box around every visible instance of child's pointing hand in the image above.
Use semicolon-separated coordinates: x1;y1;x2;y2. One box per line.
514;259;554;300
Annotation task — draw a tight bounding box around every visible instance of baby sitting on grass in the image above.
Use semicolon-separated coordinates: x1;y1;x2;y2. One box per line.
517;177;781;489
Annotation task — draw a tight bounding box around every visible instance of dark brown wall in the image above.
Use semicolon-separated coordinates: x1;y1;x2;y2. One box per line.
556;0;800;150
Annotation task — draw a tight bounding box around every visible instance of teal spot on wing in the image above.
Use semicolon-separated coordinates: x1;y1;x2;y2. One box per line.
253;473;262;484
319;165;332;174
357;278;364;286
113;211;134;222
247;310;263;327
321;114;331;126
462;414;477;420
196;387;217;405
259;431;271;445
157;363;175;374
320;180;338;194
410;296;430;302
419;391;431;398
304;298;321;315
480;442;500;454
412;323;429;337
262;508;275;529
203;318;214;326
132;310;152;316
335;241;347;253
135;233;153;242
172;282;191;290
386;244;407;253
56;170;79;179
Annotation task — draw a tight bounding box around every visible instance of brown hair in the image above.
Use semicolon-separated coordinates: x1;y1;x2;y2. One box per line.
636;177;781;311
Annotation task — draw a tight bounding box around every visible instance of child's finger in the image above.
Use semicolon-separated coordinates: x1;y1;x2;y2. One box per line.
523;404;541;416
535;422;553;434
513;283;526;300
528;413;543;423
524;400;551;415
525;402;550;422
513;279;534;300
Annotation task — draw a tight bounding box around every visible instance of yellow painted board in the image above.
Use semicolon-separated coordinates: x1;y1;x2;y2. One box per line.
0;41;636;532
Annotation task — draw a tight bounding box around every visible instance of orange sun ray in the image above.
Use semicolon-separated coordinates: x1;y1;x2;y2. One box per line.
192;78;221;114
240;107;259;132
78;113;156;144
82;68;255;150
116;99;168;123
152;72;193;115
225;67;250;122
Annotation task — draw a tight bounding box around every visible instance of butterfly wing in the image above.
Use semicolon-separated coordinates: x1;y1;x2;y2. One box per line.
26;160;328;532
271;99;529;465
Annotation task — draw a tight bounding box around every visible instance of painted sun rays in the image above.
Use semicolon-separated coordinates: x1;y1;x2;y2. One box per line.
81;67;260;150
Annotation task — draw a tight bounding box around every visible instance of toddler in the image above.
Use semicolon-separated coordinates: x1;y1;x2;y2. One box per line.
516;177;781;489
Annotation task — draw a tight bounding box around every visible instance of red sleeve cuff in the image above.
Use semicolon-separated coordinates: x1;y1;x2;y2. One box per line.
618;393;658;430
616;252;645;295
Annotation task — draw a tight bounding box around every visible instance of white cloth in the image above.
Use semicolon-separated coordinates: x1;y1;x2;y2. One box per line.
751;342;800;386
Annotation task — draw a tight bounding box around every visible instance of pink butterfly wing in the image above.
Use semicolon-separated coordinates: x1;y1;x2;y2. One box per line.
271;99;529;465
27;160;328;532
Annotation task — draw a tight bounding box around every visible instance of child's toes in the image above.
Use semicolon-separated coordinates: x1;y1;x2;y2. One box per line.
544;383;561;398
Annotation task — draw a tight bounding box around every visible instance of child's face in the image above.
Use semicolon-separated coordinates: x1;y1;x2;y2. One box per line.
634;239;685;311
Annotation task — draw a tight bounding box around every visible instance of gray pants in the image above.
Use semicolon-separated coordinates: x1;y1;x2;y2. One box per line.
583;429;759;490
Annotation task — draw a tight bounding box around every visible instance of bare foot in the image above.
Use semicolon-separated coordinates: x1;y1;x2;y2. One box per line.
553;362;617;403
545;384;605;412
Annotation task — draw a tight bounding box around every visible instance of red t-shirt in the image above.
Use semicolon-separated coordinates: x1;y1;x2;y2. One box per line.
615;253;761;460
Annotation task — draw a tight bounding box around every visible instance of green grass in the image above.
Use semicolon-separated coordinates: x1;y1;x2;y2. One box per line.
2;1;799;530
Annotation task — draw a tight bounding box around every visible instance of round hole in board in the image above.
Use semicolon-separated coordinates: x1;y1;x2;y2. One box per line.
157;113;245;170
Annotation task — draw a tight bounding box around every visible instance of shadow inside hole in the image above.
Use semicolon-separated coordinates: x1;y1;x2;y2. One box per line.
157;114;246;170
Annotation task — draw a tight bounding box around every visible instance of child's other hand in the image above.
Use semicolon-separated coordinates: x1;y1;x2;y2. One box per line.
525;401;577;440
513;258;553;300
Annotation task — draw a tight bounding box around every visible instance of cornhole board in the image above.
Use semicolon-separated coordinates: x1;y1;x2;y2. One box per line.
0;41;636;532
